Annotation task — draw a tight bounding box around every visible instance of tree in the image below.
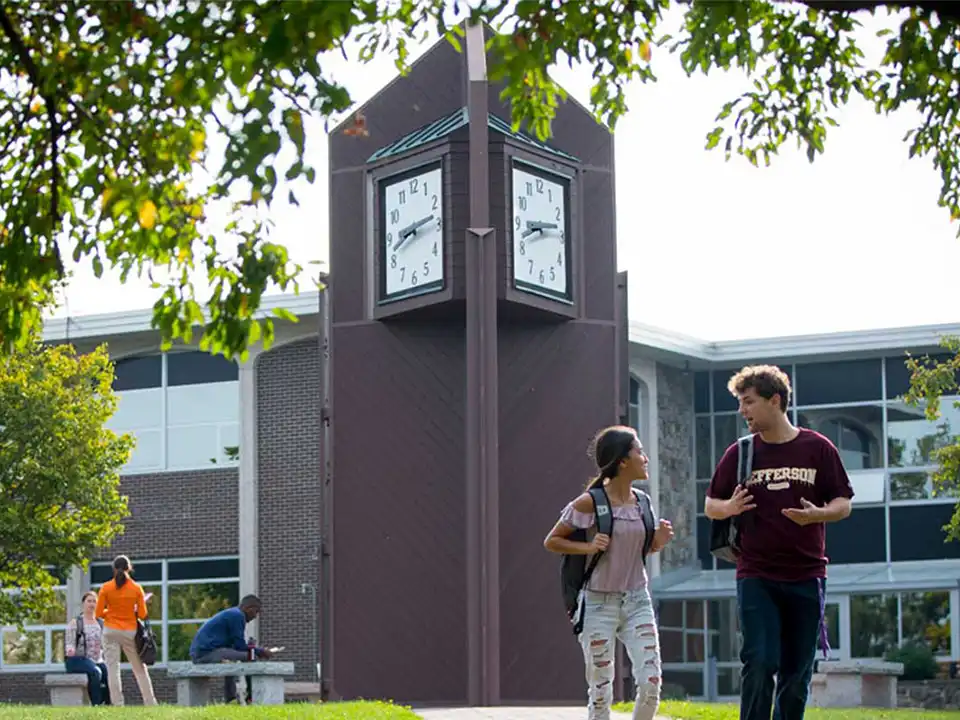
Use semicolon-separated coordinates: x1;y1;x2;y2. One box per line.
0;342;132;627
904;337;960;539
2;0;960;358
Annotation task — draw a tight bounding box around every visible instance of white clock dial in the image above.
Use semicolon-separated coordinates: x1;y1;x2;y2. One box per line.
511;165;568;298
382;164;444;298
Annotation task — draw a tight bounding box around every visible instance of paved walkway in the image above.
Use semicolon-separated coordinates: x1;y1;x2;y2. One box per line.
416;708;670;719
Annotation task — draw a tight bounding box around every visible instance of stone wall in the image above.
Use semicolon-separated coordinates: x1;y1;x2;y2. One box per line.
899;680;960;709
656;363;696;571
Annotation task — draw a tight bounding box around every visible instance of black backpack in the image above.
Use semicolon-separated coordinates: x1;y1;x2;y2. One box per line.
560;486;656;635
709;434;755;563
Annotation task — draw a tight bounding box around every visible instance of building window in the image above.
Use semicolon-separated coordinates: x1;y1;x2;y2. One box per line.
851;591;952;659
107;352;239;474
629;376;643;440
89;557;239;666
0;574;68;670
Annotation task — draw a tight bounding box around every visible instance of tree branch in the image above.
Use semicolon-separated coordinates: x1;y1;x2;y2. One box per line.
788;0;960;23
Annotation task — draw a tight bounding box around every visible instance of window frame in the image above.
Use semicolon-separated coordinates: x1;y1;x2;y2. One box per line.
0;584;68;671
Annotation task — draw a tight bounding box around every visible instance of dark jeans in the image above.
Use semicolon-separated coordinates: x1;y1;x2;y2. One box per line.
193;647;250;702
737;577;824;720
64;656;110;705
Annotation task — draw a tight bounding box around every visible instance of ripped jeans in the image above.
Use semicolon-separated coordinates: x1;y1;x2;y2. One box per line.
579;588;661;720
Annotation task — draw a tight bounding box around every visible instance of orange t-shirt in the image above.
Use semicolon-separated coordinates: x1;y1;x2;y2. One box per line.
95;577;148;631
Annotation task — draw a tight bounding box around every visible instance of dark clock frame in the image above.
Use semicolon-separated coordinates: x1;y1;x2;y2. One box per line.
368;145;454;320
500;143;579;319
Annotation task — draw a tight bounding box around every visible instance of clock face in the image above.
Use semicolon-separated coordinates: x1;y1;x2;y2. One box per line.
380;162;444;301
511;163;570;300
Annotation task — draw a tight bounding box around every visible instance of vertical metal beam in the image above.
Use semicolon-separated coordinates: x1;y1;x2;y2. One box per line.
318;283;338;700
464;21;500;707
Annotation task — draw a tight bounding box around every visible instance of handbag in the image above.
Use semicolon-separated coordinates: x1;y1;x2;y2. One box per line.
709;434;754;563
134;618;158;666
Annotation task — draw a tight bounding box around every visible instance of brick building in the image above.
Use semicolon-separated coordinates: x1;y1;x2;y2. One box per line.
1;289;959;706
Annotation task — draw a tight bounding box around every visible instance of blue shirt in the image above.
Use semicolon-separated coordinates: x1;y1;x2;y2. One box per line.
189;607;248;659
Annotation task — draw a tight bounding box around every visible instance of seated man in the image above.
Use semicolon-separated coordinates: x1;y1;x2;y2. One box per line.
189;594;273;703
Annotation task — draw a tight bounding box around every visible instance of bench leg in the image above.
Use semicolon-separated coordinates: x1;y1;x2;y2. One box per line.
250;676;285;705
176;677;212;706
49;686;88;707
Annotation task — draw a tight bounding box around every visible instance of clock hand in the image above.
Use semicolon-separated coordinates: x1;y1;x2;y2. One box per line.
393;214;435;251
521;220;559;239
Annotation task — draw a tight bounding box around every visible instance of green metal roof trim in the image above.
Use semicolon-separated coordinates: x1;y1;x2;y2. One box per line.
367;107;579;163
367;107;468;163
486;113;578;162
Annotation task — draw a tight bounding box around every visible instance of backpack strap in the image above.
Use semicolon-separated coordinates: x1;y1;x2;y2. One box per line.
632;488;657;561
74;614;85;654
737;434;755;486
580;486;614;591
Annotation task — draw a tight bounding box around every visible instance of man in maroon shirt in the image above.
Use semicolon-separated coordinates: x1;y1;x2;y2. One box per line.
705;365;854;720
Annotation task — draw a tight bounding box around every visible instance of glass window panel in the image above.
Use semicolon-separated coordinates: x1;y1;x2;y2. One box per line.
685;633;705;662
795;359;882;406
662;669;704;699
849;471;885;504
887;398;960;468
122;429;164;472
141;583;162;620
685;601;704;630
696;480;709;516
694;372;710;414
166;382;239;427
167;424;222;471
660;629;683;663
51;631;65;663
887;353;958;401
2;630;46;665
106;388;163;432
891;505;960;561
630;376;640;405
850;594;898;658
712;371;739;412
168;558;239;582
708;599;740;662
796;405;883;470
901;591;951;656
695;417;711;479
717;667;741;697
167;622;200;662
168;582;238;621
824;603;841;652
657;601;683;628
713;414;746;466
29;590;67;625
890;471;960;501
91;562;162;585
826;506;886;564
167;351;238;387
219;423;240;464
113;355;162;392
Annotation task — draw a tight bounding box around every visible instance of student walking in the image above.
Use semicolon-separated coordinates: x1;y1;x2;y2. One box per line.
544;425;675;720
64;591;109;705
705;365;854;720
95;555;158;706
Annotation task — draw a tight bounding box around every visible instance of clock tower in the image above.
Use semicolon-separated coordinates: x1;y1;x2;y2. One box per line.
323;23;627;706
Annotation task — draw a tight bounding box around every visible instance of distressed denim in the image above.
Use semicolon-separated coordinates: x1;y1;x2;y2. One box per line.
579;588;661;720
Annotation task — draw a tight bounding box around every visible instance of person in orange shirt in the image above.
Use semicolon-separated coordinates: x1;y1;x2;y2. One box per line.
95;555;158;706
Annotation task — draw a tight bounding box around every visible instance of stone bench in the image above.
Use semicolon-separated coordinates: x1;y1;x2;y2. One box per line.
167;661;295;706
44;673;91;706
809;659;905;708
285;681;322;703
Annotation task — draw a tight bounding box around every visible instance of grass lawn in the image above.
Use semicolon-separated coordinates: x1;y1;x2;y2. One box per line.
610;701;960;719
0;701;420;719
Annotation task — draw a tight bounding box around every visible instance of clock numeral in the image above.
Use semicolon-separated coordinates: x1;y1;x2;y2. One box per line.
559;230;565;242
539;269;545;284
528;259;534;275
525;181;533;197
398;190;406;205
390;209;399;225
423;181;428;196
519;240;525;256
549;266;556;282
555;206;561;221
432;241;438;257
435;217;442;232
514;216;520;231
390;254;397;269
518;196;527;211
387;231;393;247
432;194;438;211
548;188;552;202
400;266;406;282
411;270;419;286
557;252;563;266
410;178;419;194
423;261;430;277
536;178;544;194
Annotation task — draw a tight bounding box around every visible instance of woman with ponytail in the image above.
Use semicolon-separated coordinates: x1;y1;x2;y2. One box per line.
544;426;675;720
95;555;157;706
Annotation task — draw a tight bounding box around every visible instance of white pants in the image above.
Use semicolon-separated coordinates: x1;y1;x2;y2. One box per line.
102;628;157;706
579;588;661;720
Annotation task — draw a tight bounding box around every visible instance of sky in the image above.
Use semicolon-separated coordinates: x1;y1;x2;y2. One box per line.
50;5;960;342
